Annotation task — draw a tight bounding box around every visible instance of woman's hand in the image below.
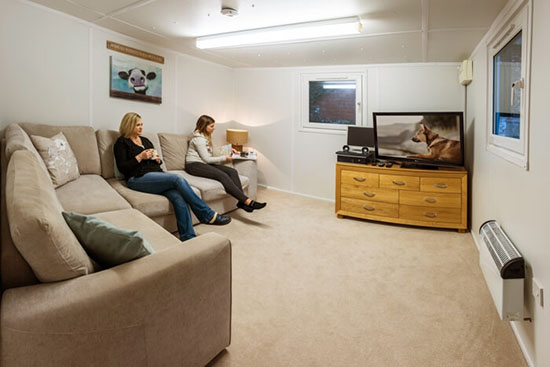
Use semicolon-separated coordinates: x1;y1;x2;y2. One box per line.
136;149;153;162
226;155;234;162
231;148;239;155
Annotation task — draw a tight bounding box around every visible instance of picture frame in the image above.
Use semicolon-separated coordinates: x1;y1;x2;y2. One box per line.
110;55;162;104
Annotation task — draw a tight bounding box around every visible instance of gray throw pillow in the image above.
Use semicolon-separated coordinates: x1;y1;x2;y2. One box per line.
62;211;155;268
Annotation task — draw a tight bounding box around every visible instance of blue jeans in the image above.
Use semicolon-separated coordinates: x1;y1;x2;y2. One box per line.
127;172;215;241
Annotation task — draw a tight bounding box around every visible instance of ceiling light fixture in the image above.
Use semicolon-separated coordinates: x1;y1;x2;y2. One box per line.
221;7;238;17
196;16;362;49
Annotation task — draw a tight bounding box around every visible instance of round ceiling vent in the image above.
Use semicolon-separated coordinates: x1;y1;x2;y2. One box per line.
221;7;238;17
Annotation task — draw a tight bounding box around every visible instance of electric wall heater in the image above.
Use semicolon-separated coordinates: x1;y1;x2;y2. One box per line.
479;220;525;321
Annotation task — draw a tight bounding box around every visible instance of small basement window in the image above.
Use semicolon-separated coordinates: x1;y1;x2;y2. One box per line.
301;73;365;132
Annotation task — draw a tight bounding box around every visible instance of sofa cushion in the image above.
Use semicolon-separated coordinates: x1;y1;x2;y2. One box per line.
56;174;132;214
94;208;182;252
158;132;188;170
6;150;94;282
62;211;155;268
142;132;167;172
20;123;101;175
31;132;80;188
108;178;203;218
97;130;167;179
4;124;50;180
96;129;119;179
170;170;249;202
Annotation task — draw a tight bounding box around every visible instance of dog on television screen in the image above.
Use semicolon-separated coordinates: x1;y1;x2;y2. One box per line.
408;123;461;163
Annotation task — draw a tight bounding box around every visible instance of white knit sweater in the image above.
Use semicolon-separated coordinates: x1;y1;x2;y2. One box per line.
185;132;226;165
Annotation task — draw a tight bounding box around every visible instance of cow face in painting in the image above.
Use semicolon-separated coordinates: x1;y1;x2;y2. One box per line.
118;68;157;94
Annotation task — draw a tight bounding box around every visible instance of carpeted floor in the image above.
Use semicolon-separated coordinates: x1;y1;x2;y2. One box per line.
196;188;526;367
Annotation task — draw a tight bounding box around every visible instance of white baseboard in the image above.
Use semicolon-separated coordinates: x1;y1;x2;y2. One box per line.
510;322;535;367
257;184;335;203
470;230;535;367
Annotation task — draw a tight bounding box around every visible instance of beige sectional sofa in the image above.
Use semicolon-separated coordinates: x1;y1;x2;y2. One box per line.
0;122;257;366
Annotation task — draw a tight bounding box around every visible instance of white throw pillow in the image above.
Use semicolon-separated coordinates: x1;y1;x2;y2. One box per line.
31;132;80;187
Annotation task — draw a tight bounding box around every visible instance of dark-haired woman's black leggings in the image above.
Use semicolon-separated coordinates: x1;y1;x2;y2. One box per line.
185;162;248;203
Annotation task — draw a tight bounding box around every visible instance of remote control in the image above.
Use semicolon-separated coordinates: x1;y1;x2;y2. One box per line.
386;162;393;168
378;162;385;167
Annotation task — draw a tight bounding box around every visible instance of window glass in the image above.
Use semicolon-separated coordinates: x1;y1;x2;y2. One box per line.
492;31;522;139
309;80;356;125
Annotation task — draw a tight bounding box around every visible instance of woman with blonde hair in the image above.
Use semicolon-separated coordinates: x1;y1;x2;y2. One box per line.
114;112;230;242
186;114;266;212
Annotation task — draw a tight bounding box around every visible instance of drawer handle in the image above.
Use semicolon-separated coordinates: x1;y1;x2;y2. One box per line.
353;177;366;182
362;205;375;211
363;192;376;198
424;198;437;203
392;180;406;186
434;183;448;189
423;212;437;218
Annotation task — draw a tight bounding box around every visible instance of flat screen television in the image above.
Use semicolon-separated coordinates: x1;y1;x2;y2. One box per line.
373;112;464;168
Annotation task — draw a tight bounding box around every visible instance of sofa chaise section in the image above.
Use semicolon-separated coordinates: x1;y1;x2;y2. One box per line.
1;149;232;366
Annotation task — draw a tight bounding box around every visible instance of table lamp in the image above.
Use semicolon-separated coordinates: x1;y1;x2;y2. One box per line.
226;129;248;152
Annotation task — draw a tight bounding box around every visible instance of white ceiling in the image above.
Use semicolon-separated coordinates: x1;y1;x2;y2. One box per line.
30;0;508;68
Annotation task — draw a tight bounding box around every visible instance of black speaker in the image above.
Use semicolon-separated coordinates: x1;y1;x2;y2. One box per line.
342;145;350;152
361;147;369;155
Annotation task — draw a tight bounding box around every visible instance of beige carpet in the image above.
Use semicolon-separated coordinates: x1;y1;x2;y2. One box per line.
196;188;526;367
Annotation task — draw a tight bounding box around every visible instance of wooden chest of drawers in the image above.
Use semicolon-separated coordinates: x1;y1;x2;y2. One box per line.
335;162;468;231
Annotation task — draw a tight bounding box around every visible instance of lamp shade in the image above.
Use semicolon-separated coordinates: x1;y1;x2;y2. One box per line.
226;129;248;145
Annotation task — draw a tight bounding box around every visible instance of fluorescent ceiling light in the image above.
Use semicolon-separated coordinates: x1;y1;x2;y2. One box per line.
196;17;362;49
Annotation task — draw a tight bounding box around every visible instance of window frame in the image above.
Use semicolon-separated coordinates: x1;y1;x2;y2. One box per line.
300;72;366;133
486;0;532;169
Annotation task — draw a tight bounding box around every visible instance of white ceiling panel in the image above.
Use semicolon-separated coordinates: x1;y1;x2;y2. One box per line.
30;0;104;22
429;0;508;29
70;0;142;16
427;29;488;62
28;0;508;68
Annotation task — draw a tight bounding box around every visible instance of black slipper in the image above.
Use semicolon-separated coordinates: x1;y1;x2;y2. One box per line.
237;201;254;213
250;200;266;210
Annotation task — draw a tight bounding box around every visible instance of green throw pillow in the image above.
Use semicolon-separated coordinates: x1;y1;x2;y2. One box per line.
62;211;155;268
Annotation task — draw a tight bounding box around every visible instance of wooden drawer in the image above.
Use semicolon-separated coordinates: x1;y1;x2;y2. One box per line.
379;174;420;191
399;205;461;223
420;177;461;193
341;184;398;203
399;191;461;208
341;197;398;218
341;170;379;187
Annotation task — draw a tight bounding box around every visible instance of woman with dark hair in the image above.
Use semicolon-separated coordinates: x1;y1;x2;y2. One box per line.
114;112;231;242
186;115;266;213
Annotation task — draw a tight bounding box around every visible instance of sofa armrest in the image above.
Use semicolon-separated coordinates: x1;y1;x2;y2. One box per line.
0;232;231;367
233;159;257;199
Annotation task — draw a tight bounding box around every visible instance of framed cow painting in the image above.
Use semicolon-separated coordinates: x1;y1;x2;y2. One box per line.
110;55;162;104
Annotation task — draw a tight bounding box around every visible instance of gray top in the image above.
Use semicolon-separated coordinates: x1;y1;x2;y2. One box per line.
186;132;226;165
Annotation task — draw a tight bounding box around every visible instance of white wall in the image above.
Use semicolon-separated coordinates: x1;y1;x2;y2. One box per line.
467;0;550;365
233;64;464;199
0;0;234;135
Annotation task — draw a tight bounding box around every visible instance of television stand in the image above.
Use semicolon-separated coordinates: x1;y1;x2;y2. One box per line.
335;162;468;232
400;163;439;170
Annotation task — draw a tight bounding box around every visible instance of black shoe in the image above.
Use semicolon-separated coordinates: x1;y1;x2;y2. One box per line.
250;200;266;210
210;214;231;225
237;201;254;213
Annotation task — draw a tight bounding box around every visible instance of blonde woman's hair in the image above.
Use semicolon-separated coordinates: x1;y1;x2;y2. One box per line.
194;115;215;145
119;112;142;138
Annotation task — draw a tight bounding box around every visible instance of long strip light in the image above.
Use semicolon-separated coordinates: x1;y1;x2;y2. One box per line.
196;17;362;49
